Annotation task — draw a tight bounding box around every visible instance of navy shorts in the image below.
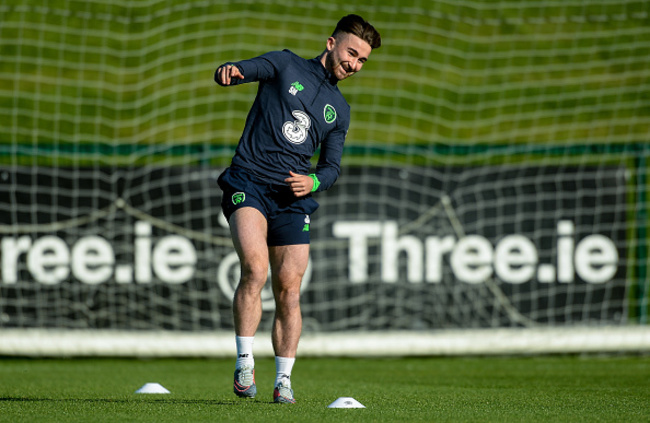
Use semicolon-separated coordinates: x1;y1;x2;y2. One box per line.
217;167;319;246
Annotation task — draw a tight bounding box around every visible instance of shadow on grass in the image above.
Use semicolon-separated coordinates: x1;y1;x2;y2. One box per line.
0;397;277;405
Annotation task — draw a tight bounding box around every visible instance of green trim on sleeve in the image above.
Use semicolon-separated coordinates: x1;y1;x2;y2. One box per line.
309;174;321;192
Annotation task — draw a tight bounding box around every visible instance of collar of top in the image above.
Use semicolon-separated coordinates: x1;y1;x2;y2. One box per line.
309;56;338;86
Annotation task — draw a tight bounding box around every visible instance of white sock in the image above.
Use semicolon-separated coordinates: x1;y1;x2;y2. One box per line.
275;356;295;386
235;336;254;369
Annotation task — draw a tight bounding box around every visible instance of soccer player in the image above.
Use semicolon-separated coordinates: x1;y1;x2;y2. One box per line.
215;14;381;404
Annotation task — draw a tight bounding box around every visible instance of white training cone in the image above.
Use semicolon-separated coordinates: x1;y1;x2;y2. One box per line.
135;383;171;394
328;397;366;408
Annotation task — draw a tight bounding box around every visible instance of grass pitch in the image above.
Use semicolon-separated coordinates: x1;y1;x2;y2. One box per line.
0;356;648;422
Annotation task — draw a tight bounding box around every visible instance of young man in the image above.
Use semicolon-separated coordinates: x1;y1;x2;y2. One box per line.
215;14;381;404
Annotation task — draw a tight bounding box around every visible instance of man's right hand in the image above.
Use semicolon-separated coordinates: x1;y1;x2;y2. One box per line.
216;64;244;86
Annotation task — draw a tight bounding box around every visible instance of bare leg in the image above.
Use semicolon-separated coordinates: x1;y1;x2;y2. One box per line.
269;243;309;357
229;207;269;337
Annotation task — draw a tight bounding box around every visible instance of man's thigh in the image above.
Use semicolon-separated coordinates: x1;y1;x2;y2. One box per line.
229;207;269;275
269;243;310;290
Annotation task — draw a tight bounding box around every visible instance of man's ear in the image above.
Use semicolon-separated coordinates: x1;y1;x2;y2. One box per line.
326;36;336;52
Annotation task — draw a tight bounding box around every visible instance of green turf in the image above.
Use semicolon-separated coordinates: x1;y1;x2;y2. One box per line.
0;356;648;422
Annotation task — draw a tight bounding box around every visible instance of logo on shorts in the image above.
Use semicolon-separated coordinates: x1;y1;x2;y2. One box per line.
232;192;245;205
324;104;336;124
302;214;310;232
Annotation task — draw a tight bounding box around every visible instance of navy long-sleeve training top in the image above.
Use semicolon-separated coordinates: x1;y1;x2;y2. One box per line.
215;49;350;192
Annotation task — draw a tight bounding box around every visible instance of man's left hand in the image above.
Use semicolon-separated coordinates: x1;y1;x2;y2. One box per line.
285;171;314;197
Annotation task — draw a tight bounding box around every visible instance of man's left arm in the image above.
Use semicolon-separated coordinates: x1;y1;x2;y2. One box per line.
285;127;346;197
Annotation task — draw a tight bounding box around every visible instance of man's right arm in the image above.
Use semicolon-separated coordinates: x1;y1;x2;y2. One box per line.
215;64;244;86
214;51;286;86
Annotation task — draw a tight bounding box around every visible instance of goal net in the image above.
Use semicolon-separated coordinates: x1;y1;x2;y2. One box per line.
1;0;649;356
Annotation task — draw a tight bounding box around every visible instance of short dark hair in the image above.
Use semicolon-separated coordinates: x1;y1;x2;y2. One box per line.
332;14;381;49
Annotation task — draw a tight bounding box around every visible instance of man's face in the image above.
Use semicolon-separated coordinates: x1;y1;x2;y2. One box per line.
323;33;372;81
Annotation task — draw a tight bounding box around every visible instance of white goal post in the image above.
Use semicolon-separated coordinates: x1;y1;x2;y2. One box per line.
0;1;649;356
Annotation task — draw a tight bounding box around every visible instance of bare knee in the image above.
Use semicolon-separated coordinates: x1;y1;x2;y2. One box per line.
242;261;268;282
273;282;301;316
237;261;269;296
